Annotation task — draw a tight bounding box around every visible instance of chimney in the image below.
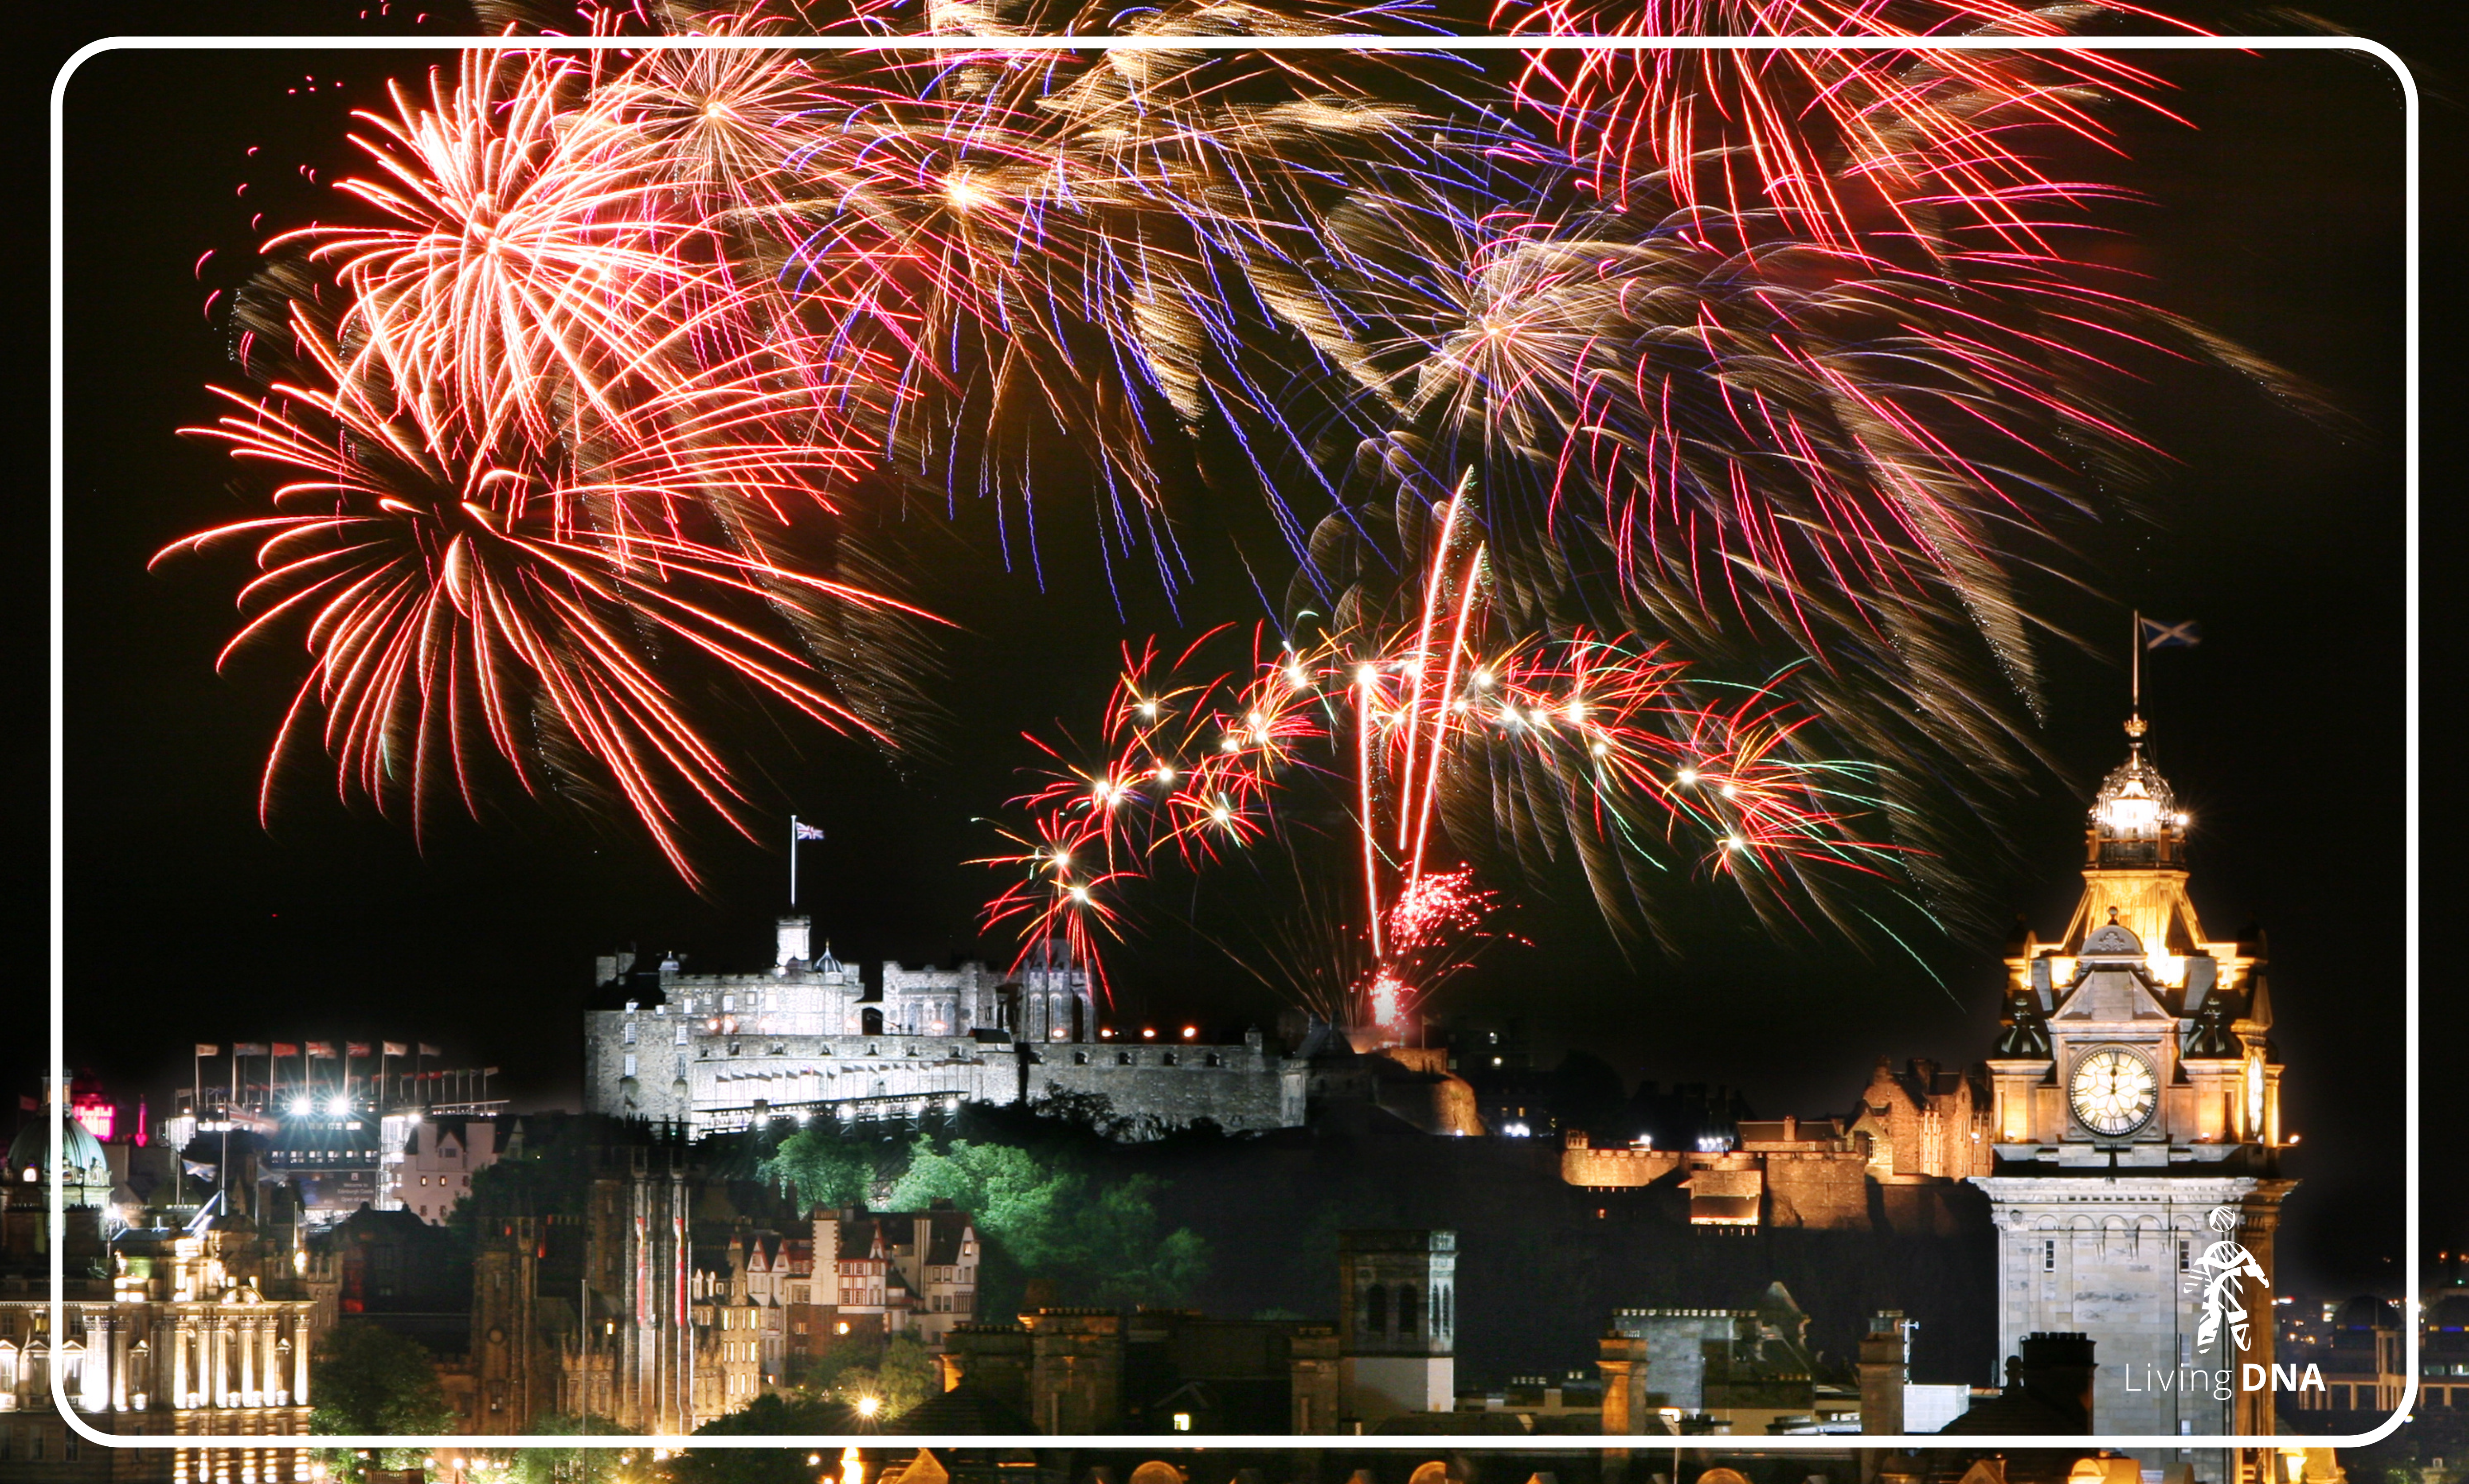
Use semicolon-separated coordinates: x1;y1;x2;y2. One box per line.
776;915;813;970
1858;1312;1914;1434
2019;1331;2097;1432
1596;1333;1653;1434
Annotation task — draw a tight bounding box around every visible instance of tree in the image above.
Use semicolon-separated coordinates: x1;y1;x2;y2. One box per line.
890;1140;1209;1310
309;1321;454;1484
661;1394;862;1484
810;1333;938;1421
759;1117;874;1212
310;1321;455;1435
493;1414;626;1484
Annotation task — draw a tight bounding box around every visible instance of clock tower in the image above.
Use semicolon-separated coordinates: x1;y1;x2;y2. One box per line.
1973;716;2293;1473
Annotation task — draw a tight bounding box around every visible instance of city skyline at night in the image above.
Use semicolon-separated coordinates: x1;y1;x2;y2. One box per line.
23;3;2456;1472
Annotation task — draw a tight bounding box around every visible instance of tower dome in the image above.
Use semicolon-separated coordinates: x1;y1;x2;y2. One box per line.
2086;718;2190;870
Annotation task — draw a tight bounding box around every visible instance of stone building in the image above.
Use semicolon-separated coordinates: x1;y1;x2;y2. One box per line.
924;1230;1447;1435
1560;1115;1876;1230
583;918;1305;1137
0;1122;320;1484
462;1133;983;1434
1606;1281;1819;1434
1338;1230;1457;1425
1850;1059;1995;1184
1972;715;2293;1468
375;1115;500;1225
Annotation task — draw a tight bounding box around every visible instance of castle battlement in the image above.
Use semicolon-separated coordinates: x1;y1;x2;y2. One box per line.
583;919;1306;1138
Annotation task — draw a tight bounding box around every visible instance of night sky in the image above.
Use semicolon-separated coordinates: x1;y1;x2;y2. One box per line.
26;2;2460;1306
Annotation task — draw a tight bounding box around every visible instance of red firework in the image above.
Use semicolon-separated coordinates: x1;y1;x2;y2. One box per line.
1492;0;2201;251
983;510;1912;1031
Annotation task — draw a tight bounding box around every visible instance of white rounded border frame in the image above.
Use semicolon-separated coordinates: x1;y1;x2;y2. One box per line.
46;24;2424;1457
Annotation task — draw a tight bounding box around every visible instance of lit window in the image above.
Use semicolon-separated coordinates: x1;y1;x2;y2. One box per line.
1173;1413;1192;1432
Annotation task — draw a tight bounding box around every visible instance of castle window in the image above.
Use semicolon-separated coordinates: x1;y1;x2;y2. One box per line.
1118;1052;1133;1066
1162;1052;1178;1066
723;994;735;1012
1074;1053;1089;1066
676;1024;689;1046
2043;1240;2056;1272
1205;1054;1223;1068
2179;1240;2190;1272
1398;1284;1421;1337
1363;1285;1388;1336
623;1022;637;1045
623;1055;637;1078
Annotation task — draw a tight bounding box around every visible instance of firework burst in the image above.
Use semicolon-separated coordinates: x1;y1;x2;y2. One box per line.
986;523;1911;1031
1491;0;2202;253
169;0;2310;911
164;286;944;884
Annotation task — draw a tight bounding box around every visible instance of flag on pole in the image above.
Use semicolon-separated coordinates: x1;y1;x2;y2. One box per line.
307;1043;336;1059
195;1044;219;1057
234;1043;268;1057
272;1043;299;1058
794;821;826;841
418;1043;441;1057
347;1042;372;1058
2140;617;2202;649
383;1042;408;1057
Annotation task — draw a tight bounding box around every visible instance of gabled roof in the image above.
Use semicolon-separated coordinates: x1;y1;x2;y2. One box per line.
886;1383;1039;1435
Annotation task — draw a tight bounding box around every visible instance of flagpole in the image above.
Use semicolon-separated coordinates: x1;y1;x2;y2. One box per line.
790;814;800;908
2131;608;2141;715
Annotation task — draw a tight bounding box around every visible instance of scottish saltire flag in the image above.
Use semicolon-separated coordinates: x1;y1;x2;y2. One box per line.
234;1043;268;1057
2141;617;2202;649
795;820;826;841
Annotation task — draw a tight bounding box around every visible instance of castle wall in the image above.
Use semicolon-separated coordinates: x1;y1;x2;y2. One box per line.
585;1008;1304;1136
1026;1039;1305;1133
1762;1151;1872;1230
1561;1140;1682;1189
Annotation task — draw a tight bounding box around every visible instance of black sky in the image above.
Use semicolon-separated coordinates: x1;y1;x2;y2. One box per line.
26;1;2459;1303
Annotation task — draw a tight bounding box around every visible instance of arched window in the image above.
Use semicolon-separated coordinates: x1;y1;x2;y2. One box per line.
1397;1284;1421;1337
861;1008;883;1036
1363;1284;1388;1336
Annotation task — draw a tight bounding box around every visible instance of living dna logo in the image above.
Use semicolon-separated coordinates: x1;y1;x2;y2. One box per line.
2120;1205;2328;1398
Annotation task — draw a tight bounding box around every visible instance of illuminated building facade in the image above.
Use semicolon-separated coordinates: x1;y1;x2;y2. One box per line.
582;917;1305;1137
0;1133;319;1484
1973;718;2293;1472
375;1117;500;1225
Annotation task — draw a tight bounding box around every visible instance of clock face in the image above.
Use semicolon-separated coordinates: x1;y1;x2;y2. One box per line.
2068;1047;2159;1136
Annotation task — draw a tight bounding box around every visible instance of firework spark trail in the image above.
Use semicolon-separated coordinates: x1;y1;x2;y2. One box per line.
176;0;2297;906
983;578;1912;1030
162;297;945;885
1489;0;2203;253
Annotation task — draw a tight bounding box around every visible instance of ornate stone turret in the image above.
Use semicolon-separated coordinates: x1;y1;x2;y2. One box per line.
2086;716;2188;870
